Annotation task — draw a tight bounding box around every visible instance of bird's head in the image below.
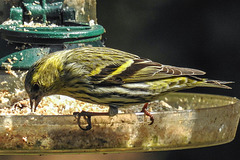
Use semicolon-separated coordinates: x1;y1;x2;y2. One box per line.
24;54;63;112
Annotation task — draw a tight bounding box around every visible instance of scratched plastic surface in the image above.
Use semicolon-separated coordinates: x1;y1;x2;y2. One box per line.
0;92;239;155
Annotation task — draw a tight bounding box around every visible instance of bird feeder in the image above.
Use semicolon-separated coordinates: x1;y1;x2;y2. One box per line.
0;0;239;155
0;0;104;70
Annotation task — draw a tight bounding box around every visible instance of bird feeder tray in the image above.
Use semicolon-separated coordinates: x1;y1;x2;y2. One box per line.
0;92;239;155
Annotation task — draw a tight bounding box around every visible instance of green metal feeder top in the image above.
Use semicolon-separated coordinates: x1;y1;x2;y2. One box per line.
0;23;105;44
0;0;105;69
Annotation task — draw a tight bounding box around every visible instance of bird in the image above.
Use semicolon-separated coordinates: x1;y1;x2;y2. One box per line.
24;47;232;130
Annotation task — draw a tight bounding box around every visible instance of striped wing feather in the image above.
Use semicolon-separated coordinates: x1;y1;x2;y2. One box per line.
120;59;205;82
87;56;205;84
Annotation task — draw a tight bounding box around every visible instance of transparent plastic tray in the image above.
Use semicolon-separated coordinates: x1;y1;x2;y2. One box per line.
0;92;239;155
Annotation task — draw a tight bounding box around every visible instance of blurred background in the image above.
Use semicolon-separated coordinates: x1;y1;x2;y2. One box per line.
97;0;240;159
1;0;240;159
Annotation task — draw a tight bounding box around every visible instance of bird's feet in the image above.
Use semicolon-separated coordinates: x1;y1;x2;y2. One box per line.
74;103;154;131
73;111;110;131
141;103;154;125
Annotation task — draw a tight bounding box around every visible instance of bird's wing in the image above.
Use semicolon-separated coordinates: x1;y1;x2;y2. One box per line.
64;47;205;84
120;59;205;83
87;57;205;84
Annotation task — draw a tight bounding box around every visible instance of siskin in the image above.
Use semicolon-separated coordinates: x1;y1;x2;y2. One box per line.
25;47;231;129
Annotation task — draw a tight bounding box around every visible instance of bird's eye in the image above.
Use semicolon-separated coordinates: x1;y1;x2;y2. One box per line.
32;84;39;92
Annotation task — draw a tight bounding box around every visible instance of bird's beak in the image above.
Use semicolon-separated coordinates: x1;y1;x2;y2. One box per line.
30;97;41;112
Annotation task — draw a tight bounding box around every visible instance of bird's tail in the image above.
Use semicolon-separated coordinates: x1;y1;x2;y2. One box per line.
195;79;233;89
189;76;233;89
146;76;233;94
